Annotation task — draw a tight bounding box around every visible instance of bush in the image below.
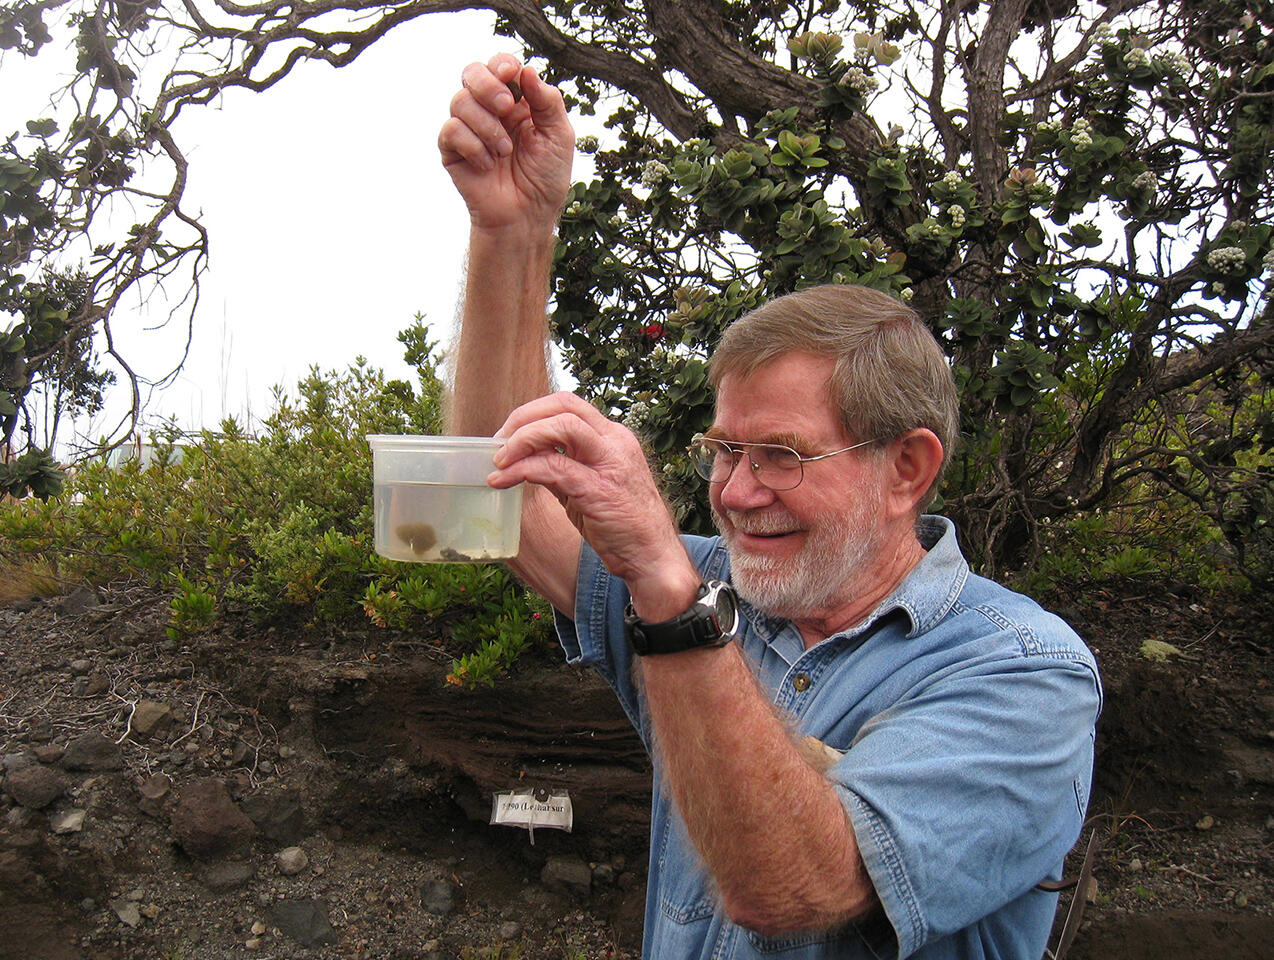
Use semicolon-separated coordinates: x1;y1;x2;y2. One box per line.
0;319;552;686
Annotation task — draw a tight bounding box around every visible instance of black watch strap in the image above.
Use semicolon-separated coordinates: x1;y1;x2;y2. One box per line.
624;580;739;655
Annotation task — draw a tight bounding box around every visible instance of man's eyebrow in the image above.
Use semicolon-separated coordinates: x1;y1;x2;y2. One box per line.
702;427;806;449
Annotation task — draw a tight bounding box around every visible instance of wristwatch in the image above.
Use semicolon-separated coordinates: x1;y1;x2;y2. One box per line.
625;580;740;655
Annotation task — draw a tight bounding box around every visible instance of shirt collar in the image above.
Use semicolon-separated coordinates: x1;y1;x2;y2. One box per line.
858;515;968;640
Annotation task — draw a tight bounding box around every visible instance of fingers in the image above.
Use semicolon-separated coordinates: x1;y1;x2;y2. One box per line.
439;56;571;174
495;392;615;446
440;63;521;171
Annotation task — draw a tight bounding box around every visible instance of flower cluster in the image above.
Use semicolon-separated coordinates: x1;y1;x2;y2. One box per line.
1160;50;1191;76
1035;119;1061;134
640;160;670;187
576;135;599;153
1206;246;1247;273
1092;22;1116;44
841;66;878;97
1069;118;1093;151
1263;248;1274;276
1124;46;1151;69
1131;170;1158;194
941;171;964;186
623;400;651;431
899;288;914;302
947;204;967;228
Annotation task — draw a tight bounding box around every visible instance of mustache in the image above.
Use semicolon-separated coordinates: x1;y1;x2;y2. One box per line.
715;508;800;536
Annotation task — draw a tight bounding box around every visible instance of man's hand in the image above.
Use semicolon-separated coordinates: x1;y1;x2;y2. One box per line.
489;393;703;621
438;54;575;234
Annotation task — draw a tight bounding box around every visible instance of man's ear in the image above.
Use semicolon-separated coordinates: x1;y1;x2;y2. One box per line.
884;428;944;518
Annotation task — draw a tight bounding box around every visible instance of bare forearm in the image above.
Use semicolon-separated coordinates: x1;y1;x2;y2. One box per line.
641;647;876;933
448;223;557;436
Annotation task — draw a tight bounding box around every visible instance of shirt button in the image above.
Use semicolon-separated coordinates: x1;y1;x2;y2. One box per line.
792;673;811;692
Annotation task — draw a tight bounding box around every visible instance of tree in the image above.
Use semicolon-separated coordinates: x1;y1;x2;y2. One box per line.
1;1;1271;580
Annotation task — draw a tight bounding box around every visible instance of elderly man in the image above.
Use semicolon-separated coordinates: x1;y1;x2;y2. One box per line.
438;53;1101;960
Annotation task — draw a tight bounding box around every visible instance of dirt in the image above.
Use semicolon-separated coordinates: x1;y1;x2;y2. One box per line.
1;576;1273;959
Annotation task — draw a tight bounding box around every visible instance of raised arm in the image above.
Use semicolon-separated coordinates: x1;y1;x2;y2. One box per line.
439;55;582;611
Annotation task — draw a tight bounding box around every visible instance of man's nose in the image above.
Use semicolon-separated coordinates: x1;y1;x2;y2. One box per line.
717;458;777;511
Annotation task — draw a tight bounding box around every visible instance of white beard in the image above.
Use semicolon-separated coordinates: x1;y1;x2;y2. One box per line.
714;501;882;621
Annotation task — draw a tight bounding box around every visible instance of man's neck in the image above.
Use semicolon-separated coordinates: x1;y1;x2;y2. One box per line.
792;534;929;649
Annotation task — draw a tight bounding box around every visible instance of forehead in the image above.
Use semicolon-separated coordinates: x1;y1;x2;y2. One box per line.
711;352;843;444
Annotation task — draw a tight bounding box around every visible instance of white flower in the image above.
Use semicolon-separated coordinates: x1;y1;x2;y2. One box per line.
640;160;670;187
948;204;967;227
1035;120;1061;134
942;171;963;186
1124;47;1151;69
899;288;914;302
1070;117;1093;151
1092;23;1115;43
608;214;625;228
623;401;650;430
576;135;599;153
1162;51;1191;76
842;66;878;97
1131;170;1157;193
1206;246;1246;273
565;201;583;216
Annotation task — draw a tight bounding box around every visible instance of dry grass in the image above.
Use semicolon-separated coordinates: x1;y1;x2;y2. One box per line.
0;560;66;604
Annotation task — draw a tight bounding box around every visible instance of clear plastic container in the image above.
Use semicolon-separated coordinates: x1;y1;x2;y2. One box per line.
366;435;522;563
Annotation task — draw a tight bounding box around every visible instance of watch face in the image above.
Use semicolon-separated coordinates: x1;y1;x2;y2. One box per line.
707;580;740;636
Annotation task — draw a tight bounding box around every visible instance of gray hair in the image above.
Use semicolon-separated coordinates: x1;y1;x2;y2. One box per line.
708;284;958;510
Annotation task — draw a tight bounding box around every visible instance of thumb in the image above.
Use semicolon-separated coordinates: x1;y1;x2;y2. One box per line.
519;65;571;135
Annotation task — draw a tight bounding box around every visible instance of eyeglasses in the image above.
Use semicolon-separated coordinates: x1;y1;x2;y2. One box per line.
686;433;878;491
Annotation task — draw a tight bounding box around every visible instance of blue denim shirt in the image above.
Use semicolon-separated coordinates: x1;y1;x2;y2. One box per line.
556;516;1102;960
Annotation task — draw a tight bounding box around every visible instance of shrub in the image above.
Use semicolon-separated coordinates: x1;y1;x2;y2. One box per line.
0;319;553;685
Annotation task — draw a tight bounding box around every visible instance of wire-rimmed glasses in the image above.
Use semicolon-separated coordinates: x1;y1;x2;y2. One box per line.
685;433;878;492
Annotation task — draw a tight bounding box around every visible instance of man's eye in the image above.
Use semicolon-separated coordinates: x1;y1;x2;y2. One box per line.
759;446;801;469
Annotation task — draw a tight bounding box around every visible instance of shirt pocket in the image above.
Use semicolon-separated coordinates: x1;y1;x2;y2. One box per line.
743;913;895;958
654;806;717;924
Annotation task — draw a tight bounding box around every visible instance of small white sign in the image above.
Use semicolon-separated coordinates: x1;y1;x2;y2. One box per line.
491;788;573;844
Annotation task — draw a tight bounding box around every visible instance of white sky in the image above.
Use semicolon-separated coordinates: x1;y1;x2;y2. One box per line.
2;9;571;449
